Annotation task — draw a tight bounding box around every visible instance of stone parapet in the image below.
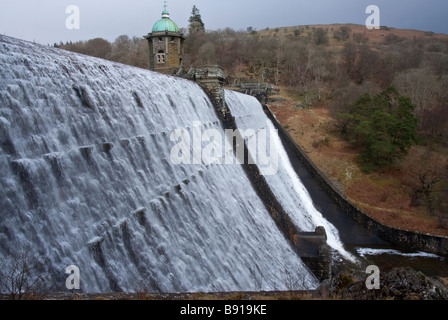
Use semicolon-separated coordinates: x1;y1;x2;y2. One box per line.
182;66;228;118
234;83;276;104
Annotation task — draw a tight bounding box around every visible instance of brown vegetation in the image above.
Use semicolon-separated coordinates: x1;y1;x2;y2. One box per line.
6;290;315;300
270;101;448;236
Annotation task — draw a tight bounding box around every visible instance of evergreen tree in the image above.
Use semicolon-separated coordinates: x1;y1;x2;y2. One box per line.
188;5;205;33
339;87;418;172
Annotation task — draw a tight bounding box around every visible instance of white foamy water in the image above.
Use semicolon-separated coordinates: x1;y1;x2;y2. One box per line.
0;36;323;292
356;248;442;259
225;90;356;262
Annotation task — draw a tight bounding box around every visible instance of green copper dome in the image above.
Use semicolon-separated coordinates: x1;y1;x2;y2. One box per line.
152;9;180;33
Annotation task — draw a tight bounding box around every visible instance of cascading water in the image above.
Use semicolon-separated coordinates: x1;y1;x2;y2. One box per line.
225;90;355;262
0;35;352;293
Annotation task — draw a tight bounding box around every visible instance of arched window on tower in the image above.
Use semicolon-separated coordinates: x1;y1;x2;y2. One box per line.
156;50;165;64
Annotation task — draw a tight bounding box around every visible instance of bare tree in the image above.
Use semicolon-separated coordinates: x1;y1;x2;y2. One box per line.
312;28;329;46
333;26;351;41
393;67;443;115
0;247;48;300
197;42;216;65
353;32;369;44
282;267;307;299
84;38;112;59
407;150;448;213
341;42;357;79
419;103;448;141
109;35;133;65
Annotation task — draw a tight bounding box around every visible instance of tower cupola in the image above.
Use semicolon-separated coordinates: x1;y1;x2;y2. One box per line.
152;7;180;33
144;3;185;75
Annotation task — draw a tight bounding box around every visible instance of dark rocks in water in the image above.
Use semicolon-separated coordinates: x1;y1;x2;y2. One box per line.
79;146;94;160
132;91;144;109
315;267;448;300
101;142;114;153
72;85;96;111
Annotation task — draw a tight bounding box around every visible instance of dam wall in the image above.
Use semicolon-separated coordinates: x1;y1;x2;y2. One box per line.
0;36;323;292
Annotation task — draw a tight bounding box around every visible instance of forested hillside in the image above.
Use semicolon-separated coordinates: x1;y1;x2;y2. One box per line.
58;23;448;141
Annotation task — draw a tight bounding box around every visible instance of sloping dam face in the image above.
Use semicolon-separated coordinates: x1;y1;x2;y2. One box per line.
0;36;347;293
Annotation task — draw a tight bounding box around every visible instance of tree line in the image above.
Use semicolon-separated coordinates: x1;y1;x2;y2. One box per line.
58;24;448;142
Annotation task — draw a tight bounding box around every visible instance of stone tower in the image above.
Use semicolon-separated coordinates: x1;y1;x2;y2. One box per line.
144;4;185;75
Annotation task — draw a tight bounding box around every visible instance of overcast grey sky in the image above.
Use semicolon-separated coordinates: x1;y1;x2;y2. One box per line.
1;0;447;45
